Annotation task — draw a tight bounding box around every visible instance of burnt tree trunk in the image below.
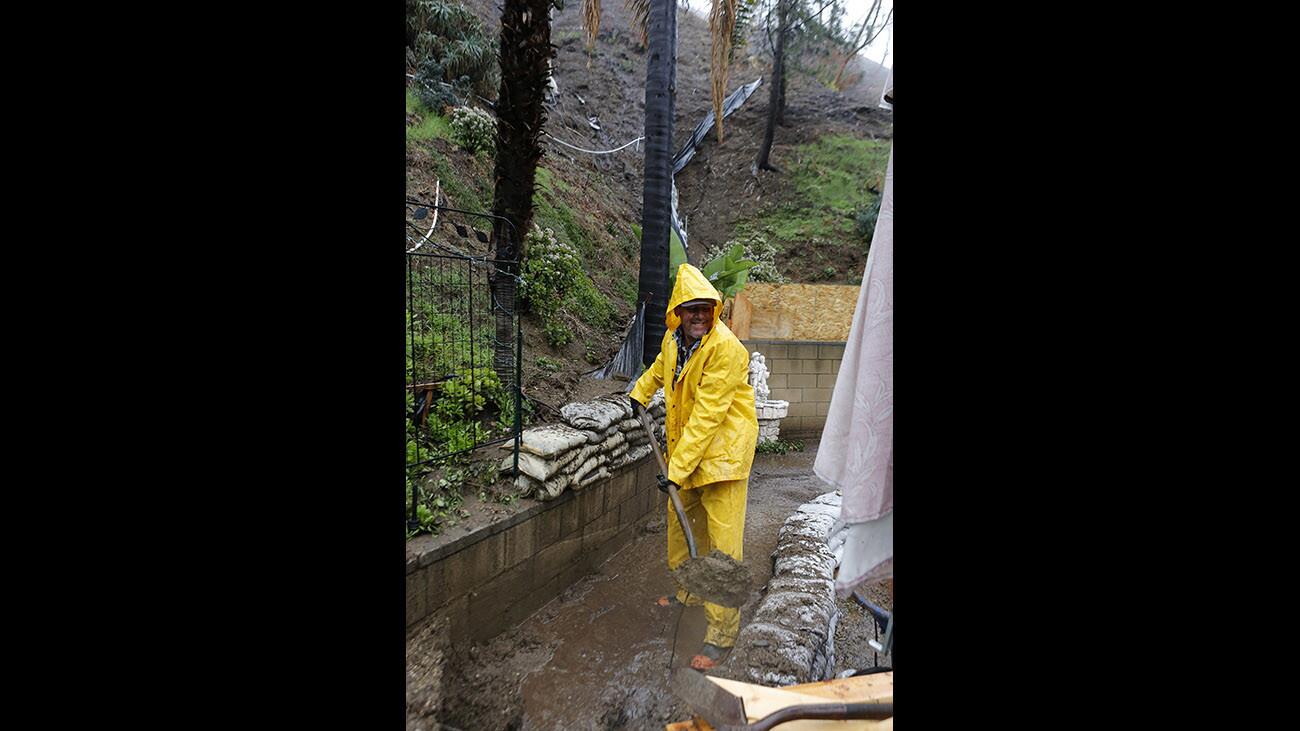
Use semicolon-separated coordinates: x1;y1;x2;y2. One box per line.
491;0;552;386
756;0;788;172
639;0;676;366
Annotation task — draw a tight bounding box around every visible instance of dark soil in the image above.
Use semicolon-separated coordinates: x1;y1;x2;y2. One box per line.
408;439;892;730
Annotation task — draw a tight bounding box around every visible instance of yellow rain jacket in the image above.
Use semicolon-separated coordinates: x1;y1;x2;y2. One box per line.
631;264;758;490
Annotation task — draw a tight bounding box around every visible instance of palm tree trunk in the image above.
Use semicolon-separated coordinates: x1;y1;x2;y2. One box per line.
491;0;552;385
638;0;676;366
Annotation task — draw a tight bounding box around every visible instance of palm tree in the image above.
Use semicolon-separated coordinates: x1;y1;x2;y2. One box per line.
635;0;676;363
491;0;553;384
583;0;738;364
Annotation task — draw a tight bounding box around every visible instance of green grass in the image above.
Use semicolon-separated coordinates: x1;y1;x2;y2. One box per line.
532;185;597;259
790;135;890;211
406;90;453;143
735;134;889;251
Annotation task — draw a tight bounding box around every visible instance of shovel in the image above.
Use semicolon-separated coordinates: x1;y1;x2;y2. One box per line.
672;669;894;731
632;401;751;608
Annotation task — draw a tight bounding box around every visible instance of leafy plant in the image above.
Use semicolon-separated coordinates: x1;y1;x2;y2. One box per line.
408;0;500;97
535;355;562;372
702;235;787;284
519;225;582;346
854;195;882;244
699;243;758;301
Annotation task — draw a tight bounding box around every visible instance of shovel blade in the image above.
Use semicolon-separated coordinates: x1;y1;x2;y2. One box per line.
671;669;748;727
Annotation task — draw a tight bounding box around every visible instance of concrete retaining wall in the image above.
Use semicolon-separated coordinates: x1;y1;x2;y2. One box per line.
405;454;663;645
741;339;846;438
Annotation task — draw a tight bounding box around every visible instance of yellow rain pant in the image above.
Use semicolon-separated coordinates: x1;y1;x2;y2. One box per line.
667;477;748;648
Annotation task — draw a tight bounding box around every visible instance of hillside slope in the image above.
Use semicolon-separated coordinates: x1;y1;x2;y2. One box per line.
406;2;892;417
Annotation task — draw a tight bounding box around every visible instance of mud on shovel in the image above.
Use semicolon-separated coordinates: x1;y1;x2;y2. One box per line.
632;402;751;607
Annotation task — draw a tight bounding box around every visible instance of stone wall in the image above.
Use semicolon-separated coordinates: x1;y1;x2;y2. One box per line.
741;339;846;438
406;392;669;644
406;453;664;644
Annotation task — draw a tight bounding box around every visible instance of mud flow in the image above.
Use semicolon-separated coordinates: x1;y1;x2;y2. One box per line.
671;549;752;608
408;441;893;730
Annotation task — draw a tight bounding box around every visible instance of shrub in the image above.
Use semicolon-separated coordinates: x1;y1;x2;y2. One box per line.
702;235;788;284
449;106;496;155
855;195;882;242
519;225;582;346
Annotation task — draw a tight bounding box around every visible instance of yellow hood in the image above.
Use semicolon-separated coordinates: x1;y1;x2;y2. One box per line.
665;263;724;332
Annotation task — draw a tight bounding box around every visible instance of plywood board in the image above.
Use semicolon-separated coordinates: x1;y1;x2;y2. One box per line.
704;676;892;731
738;283;861;341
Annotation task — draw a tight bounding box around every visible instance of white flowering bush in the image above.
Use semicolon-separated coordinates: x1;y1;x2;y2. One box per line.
519;225;581;346
449;105;496;154
703;235;788;283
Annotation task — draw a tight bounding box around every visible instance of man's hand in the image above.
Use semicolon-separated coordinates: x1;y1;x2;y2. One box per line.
629;395;644;417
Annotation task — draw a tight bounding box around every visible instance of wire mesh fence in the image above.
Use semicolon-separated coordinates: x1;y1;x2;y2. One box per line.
405;205;522;533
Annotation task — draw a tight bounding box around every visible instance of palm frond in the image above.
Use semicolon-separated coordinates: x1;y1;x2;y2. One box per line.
624;0;650;49
709;0;740;142
582;0;601;52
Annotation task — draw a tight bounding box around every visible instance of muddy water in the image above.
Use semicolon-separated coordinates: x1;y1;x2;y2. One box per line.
427;441;887;730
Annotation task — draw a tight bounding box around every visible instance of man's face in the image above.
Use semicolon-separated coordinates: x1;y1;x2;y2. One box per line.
676;301;714;342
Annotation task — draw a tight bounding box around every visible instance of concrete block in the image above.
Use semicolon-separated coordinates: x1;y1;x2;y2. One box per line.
560;495;582;537
406;567;428;628
804;388;834;402
768;372;787;389
503;519;537;569
816;374;839;389
787;373;817;388
761;343;788;359
816;401;832;416
769;387;801;403
770;358;800;376
440;594;471;649
535;503;562;550
578;481;606;526
818;343;846;359
607;469;635;509
807;359;832;374
802;416;827;432
788;401;818;417
440;532;505;599
582;510;619;554
793;344;820;359
424;556;448;610
830;359;840;374
590;524;636;569
467;556;537;641
534;535;582;584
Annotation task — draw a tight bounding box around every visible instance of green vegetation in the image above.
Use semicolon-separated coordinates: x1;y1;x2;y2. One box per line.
519;225;583;346
535;355;562;372
702;235;787;284
756;438;806;455
407;113;454;144
733;134;890;261
449;105;497;155
408;0;499;101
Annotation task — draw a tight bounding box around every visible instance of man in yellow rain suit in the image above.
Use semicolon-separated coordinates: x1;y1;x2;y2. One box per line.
630;263;758;670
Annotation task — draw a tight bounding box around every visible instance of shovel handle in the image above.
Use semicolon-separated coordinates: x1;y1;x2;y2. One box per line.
743;702;894;731
634;406;698;560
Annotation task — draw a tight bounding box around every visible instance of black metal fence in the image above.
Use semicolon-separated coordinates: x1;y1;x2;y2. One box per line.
405;204;522;533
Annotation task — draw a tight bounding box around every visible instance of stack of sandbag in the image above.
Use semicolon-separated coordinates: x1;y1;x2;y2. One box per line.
503;389;667;501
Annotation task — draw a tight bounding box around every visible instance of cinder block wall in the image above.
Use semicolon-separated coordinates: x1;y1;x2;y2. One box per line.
742;339;847;438
406;455;662;644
